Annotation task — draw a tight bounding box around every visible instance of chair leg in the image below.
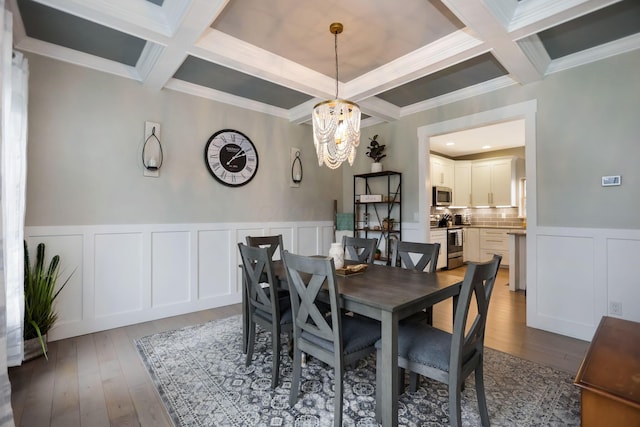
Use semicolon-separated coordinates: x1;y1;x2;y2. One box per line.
289;345;302;407
409;371;421;392
271;328;280;389
449;379;463;427
475;362;490;426
333;361;343;427
426;307;433;325
398;367;405;395
375;349;382;423
246;318;256;367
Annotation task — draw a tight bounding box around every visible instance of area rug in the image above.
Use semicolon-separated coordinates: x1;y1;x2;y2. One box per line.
135;315;580;426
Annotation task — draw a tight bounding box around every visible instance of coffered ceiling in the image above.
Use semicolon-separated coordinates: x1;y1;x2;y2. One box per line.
8;0;640;135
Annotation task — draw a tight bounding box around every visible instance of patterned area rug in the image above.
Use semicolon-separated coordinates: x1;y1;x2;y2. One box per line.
135;315;581;426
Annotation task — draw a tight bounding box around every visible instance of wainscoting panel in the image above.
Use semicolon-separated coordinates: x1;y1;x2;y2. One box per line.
94;232;144;318
25;221;332;341
529;226;640;341
607;238;640;323
152;231;191;308
535;235;595;325
198;229;232;300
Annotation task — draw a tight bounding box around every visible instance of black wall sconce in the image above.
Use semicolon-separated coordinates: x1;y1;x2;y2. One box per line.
291;147;302;187
142;121;163;177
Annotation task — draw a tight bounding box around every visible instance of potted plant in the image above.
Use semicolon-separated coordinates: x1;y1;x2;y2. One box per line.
366;135;386;173
374;248;382;260
23;241;72;361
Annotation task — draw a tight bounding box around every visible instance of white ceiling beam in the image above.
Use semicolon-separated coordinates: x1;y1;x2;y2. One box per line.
443;0;544;85
143;0;230;90
33;0;174;40
193;29;336;99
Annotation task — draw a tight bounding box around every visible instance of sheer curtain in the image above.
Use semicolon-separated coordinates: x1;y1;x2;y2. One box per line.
3;53;28;368
1;4;28;426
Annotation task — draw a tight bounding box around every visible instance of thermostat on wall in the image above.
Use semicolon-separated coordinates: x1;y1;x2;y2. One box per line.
601;175;621;186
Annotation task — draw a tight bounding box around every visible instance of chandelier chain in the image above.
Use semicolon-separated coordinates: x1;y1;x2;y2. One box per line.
334;30;339;99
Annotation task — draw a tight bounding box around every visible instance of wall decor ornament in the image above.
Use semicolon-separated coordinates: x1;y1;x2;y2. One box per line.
142;121;163;177
204;129;259;187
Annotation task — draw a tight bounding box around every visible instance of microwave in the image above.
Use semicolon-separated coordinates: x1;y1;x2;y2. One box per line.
432;186;452;206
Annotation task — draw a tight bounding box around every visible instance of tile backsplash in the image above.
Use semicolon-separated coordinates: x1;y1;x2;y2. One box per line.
431;206;525;228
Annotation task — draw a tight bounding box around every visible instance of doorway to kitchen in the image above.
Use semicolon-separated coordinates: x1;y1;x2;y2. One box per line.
417;100;538;319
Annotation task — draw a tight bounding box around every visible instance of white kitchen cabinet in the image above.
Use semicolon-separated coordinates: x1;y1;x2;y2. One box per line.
463;227;479;262
479;228;510;266
430;155;454;189
430;229;447;270
471;157;518;207
453;161;471;206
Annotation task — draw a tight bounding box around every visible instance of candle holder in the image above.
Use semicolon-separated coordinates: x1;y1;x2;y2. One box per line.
142;121;163;177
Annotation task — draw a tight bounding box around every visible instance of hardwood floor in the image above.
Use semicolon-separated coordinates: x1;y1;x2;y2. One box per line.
8;267;590;426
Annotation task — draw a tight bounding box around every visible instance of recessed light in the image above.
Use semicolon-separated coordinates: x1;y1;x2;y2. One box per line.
482;145;491;149
446;142;455;146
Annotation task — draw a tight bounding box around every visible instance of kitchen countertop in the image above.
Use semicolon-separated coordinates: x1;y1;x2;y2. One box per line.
431;225;526;230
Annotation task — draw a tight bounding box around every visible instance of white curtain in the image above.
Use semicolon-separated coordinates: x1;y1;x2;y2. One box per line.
2;13;28;369
0;3;20;425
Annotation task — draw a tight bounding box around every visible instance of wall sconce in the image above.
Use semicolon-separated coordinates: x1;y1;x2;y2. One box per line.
290;147;303;187
142;121;163;177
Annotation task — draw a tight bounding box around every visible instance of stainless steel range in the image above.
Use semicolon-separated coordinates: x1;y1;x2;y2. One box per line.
447;227;464;269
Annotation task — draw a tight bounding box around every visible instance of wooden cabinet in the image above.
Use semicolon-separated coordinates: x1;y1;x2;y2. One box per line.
463;227;479;262
453;161;471;206
575;317;640;426
429;229;447;270
430;155;454;188
470;157;518;207
354;171;401;265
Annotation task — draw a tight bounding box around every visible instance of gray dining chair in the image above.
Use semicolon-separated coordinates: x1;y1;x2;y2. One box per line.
238;243;293;389
246;234;284;260
393;240;440;273
282;251;381;427
376;254;502;427
394;240;441;327
342;235;377;264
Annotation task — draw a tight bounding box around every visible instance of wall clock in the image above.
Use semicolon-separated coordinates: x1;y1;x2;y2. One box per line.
204;129;259;187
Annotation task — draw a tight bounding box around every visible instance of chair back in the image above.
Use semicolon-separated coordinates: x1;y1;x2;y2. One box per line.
246;234;284;261
342;235;377;264
238;243;281;318
282;251;343;360
451;254;502;369
394;241;440;272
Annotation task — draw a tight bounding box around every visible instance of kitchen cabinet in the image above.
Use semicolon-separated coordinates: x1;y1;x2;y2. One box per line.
430;155;454;188
471;157;518;207
429;229;447;270
463;227;479;262
479;228;510;266
453;161;471;206
354;171;401;265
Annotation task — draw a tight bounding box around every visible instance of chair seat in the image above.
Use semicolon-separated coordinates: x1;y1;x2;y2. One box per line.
376;322;452;372
254;305;293;324
302;315;381;355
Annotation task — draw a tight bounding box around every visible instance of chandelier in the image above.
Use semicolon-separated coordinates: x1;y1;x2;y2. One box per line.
312;23;361;169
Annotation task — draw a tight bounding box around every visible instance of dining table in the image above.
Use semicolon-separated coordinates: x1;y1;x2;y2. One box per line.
241;258;464;427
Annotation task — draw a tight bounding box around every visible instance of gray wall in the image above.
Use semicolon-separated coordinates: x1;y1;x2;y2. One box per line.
25;54;343;226
25;50;640;230
344;49;640;230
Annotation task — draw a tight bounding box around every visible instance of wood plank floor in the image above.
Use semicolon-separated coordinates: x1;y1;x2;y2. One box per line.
8;267;590;426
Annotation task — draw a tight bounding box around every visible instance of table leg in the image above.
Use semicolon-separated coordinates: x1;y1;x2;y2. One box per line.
379;310;399;427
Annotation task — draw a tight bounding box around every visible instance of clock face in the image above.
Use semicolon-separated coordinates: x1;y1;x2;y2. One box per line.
204;129;259;187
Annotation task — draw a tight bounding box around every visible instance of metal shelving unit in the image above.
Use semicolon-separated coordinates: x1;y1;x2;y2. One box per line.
353;171;401;265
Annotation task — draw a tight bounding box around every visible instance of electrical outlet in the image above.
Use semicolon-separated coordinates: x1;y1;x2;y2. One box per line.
609;301;622;316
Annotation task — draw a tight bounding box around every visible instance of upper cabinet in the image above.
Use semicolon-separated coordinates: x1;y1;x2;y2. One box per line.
453;161;471;206
430;155;454;188
471;157;517;206
431;155;525;207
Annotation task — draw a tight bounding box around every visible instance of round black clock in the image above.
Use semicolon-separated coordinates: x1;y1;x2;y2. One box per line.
204;129;259;187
